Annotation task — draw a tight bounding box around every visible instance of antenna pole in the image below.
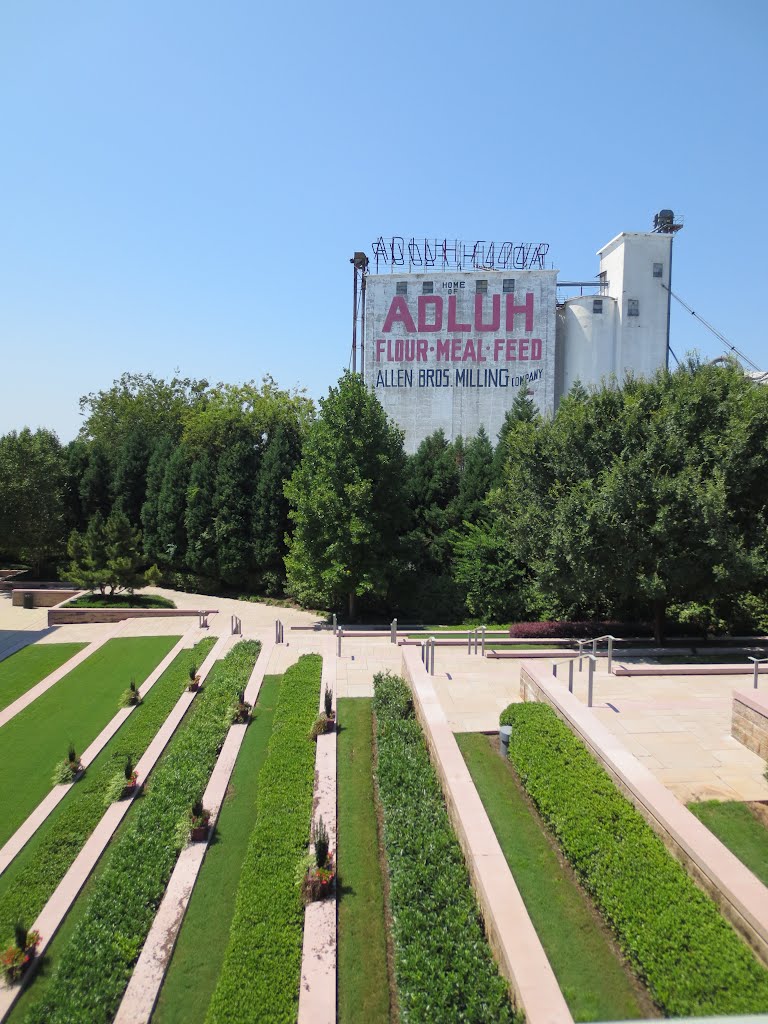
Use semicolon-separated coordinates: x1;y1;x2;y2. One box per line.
352;258;358;374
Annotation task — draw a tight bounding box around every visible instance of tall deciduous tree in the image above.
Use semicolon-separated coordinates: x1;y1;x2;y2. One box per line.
284;372;408;618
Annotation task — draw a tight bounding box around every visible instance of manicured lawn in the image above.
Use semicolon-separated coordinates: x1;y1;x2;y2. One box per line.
0;637;216;941
0;643;86;711
0;635;179;848
337;698;391;1024
152;673;282;1024
688;800;768;885
457;732;647;1022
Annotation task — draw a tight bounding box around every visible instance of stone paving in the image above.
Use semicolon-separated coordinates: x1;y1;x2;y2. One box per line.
4;591;767;805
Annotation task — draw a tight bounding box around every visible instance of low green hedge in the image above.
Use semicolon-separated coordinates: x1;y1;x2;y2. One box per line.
500;702;768;1016
66;593;176;609
0;638;216;941
24;640;260;1024
205;654;322;1024
373;672;515;1024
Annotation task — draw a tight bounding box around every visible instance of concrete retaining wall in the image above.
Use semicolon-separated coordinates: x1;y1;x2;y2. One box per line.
48;608;216;625
12;589;80;608
732;690;768;760
520;661;768;967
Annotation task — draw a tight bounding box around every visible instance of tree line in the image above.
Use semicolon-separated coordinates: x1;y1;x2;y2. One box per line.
1;360;766;640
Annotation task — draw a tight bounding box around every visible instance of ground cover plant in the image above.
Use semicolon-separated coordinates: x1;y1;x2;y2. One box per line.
21;639;260;1024
205;654;322;1024
689;800;768;886
0;642;86;712
457;732;647;1022
337;698;390;1024
501;702;768;1016
0;634;179;848
0;637;215;941
66;593;176;609
152;673;282;1024
373;672;516;1024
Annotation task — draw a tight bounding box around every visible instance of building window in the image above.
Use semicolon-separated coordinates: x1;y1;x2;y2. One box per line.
653;262;663;278
627;299;640;317
503;278;515;293
396;281;408;296
593;299;603;314
476;279;488;294
422;281;433;295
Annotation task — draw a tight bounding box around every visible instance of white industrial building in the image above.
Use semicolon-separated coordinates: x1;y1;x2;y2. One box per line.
360;215;679;452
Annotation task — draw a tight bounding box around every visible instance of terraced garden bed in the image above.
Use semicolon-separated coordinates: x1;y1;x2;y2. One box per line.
0;635;180;847
0;637;215;942
501;702;768;1017
373;672;516;1024
457;731;652;1022
10;640;260;1024
0;644;86;711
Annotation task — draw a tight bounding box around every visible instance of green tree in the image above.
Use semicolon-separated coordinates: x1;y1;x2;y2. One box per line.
0;428;67;572
252;421;303;594
68;509;143;595
284;371;408;618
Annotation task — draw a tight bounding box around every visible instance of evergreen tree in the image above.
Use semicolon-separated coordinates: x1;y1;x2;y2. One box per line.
252;421;302;594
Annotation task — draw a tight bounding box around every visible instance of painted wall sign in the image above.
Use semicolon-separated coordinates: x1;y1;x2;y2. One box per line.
364;270;557;452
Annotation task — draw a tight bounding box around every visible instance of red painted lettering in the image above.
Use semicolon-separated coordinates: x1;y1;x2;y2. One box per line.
474;294;501;332
451;338;463;360
518;339;529;360
494;339;505;361
462;340;476;362
436;339;451;360
531;338;542;359
417;338;428;361
505;292;534;332
376;339;385;361
382;296;416;333
418;295;442;332
505;339;517;360
447;295;471;332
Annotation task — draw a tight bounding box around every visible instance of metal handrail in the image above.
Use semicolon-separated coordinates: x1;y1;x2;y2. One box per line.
552;653;597;705
748;656;768;689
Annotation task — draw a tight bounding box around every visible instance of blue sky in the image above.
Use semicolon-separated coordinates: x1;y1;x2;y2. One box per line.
1;0;766;441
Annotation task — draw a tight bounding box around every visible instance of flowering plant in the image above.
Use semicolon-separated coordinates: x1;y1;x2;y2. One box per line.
1;926;40;983
301;854;336;902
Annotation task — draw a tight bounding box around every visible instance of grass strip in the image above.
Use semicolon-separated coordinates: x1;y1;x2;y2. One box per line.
0;635;179;849
0;637;216;941
457;732;647;1022
152;673;283;1024
501;702;768;1016
337;698;390;1024
689;800;768;886
205;654;322;1024
373;672;516;1024
21;639;261;1024
0;643;87;711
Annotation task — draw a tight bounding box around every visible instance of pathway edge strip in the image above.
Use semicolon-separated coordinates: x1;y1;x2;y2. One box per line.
400;646;573;1024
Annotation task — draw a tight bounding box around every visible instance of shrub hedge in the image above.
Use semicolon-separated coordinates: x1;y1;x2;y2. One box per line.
205;653;322;1024
0;637;216;942
500;702;768;1016
373;672;516;1024
24;639;260;1024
